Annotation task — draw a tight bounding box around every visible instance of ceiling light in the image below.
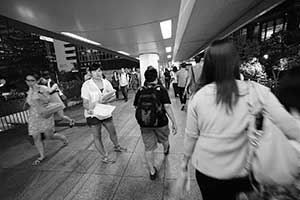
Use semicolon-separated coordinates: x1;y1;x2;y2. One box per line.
160;19;172;39
61;32;101;46
39;35;54;42
167;55;172;59
165;47;172;53
117;51;130;56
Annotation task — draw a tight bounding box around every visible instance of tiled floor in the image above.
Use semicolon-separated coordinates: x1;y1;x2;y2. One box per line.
0;91;203;200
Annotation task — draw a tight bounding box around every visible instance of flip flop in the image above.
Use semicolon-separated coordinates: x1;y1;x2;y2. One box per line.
32;157;44;166
101;156;115;164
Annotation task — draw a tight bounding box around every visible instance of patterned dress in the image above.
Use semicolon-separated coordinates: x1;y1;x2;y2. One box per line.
26;86;55;136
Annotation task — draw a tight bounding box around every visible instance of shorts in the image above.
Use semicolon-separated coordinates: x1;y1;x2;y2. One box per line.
140;125;170;151
86;117;112;126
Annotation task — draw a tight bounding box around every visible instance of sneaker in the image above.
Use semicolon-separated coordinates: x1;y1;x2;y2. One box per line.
150;167;158;180
164;144;170;156
181;105;185;111
113;145;127;152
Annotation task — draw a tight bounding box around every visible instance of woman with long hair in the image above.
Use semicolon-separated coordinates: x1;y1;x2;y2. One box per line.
179;39;300;199
25;73;68;165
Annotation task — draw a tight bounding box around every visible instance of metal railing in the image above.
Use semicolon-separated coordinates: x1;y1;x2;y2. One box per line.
0;97;29;132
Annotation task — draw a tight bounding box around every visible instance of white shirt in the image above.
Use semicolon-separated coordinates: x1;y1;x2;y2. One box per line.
81;79;114;119
119;73;128;86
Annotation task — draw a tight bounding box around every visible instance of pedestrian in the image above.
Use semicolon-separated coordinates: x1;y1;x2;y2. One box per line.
119;67;129;102
41;71;75;127
179;39;300;200
130;67;140;90
164;68;171;89
111;71;120;99
177;63;188;110
184;56;204;95
25;73;68;165
170;66;179;97
81;64;127;164
134;66;177;180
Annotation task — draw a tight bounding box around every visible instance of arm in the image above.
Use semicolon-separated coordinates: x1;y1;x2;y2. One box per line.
263;88;300;142
184;68;192;94
164;104;177;135
37;87;50;104
181;99;199;170
101;80;116;103
82;98;95;115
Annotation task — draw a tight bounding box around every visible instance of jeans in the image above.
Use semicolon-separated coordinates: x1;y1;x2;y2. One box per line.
120;85;128;100
178;87;186;104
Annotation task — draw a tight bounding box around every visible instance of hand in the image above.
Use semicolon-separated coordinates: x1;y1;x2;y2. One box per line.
87;109;94;115
171;123;177;135
183;88;188;96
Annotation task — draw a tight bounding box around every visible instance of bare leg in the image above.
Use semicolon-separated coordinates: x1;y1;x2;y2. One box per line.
48;131;68;145
144;150;155;174
56;110;73;123
102;118;126;152
32;133;45;162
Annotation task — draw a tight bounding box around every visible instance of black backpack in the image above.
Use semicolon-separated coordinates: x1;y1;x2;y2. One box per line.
135;85;164;127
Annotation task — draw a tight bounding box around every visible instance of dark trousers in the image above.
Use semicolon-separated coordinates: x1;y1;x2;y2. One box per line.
165;78;170;89
172;83;179;97
120;85;128;100
178;87;186;104
195;170;253;200
113;87;119;99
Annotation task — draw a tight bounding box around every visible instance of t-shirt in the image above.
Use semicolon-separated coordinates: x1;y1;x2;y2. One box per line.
133;84;171;127
119;73;129;86
81;79;115;119
177;69;188;87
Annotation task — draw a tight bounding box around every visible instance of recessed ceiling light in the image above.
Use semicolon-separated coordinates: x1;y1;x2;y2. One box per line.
167;55;172;59
61;32;101;46
160;19;172;39
165;47;172;53
117;51;130;56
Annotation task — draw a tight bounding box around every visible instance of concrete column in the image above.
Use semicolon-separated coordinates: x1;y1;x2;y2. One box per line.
139;53;159;85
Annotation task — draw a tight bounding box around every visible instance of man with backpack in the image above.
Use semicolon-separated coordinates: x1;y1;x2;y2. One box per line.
134;66;177;180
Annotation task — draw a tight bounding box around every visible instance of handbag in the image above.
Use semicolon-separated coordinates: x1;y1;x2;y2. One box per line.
38;102;65;118
246;82;300;187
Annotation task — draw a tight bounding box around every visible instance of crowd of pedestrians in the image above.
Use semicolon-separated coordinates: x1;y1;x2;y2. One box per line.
23;39;300;200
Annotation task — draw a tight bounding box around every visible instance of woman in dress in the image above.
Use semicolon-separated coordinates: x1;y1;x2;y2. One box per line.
26;73;68;165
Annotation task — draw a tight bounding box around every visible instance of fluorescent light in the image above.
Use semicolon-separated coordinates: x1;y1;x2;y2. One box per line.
165;46;172;53
160;19;172;39
61;32;101;46
167;55;172;59
117;51;130;56
40;35;54;42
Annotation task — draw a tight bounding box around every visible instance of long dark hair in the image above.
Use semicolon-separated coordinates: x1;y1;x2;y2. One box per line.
194;39;241;112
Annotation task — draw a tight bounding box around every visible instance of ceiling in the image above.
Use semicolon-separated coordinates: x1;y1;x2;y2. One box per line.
0;0;285;63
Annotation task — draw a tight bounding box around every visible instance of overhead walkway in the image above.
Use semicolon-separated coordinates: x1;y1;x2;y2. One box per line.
0;90;203;200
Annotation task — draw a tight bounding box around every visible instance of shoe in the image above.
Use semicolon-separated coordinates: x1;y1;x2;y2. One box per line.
62;139;68;147
69;120;75;128
164;144;170;156
32;157;45;166
113;145;127;152
101;156;116;164
150;167;158;180
181;105;185;111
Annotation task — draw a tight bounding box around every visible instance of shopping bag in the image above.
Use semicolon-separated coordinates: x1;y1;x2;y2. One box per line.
38;102;65;118
93;103;116;120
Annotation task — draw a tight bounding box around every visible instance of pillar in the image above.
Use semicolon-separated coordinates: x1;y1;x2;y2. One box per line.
139;53;159;85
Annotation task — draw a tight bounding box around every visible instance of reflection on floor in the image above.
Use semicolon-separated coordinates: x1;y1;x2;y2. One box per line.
0;90;203;200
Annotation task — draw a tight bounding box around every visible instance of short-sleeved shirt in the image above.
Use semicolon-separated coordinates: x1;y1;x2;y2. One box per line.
81;78;115;119
177;68;188;87
133;84;171;127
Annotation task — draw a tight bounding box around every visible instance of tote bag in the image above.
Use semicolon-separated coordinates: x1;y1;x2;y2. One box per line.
247;82;300;186
38;102;65;118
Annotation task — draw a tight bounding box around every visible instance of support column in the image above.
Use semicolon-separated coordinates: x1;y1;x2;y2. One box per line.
139;53;159;85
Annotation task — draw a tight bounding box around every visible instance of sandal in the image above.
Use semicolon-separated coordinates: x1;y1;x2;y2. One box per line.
69;120;75;128
32;157;44;166
101;156;115;164
113;145;127;152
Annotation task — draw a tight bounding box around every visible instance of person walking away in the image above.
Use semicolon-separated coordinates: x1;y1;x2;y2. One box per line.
111;71;120;99
119;68;129;102
25;73;68;165
41;71;75;127
184;56;204;95
164;68;171;89
179;39;300;200
134;66;177;180
170;66;179;97
177;63;188;110
81;64;127;163
130;67;140;90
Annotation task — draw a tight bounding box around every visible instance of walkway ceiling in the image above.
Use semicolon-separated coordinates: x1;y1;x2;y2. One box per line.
0;0;285;64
